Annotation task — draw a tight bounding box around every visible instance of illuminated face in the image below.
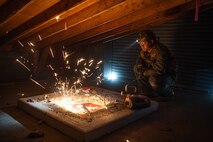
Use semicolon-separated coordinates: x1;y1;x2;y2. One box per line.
139;39;149;52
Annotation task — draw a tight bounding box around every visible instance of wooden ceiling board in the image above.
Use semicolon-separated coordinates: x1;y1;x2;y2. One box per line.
22;0;165;49
55;0;192;47
0;0;213;51
0;0;83;46
0;0;60;36
18;0;125;48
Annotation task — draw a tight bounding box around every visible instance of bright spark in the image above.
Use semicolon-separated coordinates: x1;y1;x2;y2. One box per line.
89;59;94;63
48;65;54;70
38;34;42;40
55;16;60;22
17;93;25;96
30;49;34;53
28;42;35;47
66;60;69;65
77;58;85;65
62;51;73;61
16;59;30;71
97;60;102;64
30;78;45;89
54;73;59;81
18;40;24;47
50;47;54;58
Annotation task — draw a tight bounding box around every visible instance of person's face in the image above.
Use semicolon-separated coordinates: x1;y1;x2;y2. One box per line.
139;39;149;52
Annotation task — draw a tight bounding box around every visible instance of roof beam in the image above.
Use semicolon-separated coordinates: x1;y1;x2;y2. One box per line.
0;0;30;24
0;0;83;47
0;0;7;6
14;0;101;41
18;0;126;49
29;0;191;49
68;0;213;47
55;0;193;47
83;0;213;46
0;0;60;37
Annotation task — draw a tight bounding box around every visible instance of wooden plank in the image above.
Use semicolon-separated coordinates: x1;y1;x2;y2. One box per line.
105;0;213;41
0;0;83;47
26;0;191;49
0;0;60;36
19;0;126;48
14;0;101;41
55;0;192;47
0;0;7;6
68;0;213;48
0;0;30;24
100;0;213;42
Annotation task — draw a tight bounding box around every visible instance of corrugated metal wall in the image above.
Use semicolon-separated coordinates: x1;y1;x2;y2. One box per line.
104;8;213;94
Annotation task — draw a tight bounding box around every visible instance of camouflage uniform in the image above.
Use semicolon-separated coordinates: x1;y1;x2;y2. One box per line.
134;43;177;97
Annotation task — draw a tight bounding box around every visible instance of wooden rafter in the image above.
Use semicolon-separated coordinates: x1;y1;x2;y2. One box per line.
0;0;83;46
0;0;60;37
66;0;213;48
19;0;191;49
18;0;126;48
0;0;30;24
0;0;7;6
55;0;193;47
0;0;213;51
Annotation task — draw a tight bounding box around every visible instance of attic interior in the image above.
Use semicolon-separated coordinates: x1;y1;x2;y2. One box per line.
0;0;213;142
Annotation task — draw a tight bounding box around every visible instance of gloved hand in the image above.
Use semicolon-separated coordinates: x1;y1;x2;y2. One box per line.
143;70;150;77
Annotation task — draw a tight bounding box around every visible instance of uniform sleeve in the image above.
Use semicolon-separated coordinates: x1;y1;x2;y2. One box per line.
145;50;168;76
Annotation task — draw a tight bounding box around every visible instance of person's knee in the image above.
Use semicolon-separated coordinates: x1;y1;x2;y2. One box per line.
148;76;158;89
149;76;165;94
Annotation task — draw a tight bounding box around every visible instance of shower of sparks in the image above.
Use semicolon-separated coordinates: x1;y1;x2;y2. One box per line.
64;22;67;30
50;47;54;58
15;48;105;115
16;59;31;71
18;40;24;47
30;78;45;89
76;59;103;83
38;34;42;40
50;95;108;114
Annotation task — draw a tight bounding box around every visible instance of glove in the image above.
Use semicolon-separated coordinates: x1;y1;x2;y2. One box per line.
143;70;150;77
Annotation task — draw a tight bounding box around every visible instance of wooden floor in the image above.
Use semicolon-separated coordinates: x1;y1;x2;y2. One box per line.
0;81;213;142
